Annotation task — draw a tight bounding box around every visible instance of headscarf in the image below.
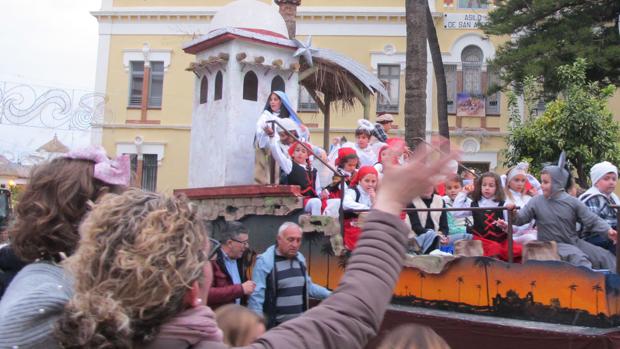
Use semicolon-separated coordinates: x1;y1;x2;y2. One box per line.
336;147;357;167
590;161;618;186
288;141;313;160
350;166;378;187
265;91;302;126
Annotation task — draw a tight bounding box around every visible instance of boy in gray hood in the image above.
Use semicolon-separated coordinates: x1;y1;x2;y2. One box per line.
509;152;617;269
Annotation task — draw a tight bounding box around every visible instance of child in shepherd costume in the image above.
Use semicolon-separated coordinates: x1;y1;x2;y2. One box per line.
510;153;617;269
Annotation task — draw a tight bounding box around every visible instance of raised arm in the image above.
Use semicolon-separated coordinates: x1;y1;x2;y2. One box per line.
268;137;293;175
245;141;459;349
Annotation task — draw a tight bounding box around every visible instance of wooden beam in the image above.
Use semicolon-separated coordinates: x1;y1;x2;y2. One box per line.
298;66;319;81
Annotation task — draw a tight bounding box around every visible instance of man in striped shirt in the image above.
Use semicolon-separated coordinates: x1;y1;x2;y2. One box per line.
249;222;331;328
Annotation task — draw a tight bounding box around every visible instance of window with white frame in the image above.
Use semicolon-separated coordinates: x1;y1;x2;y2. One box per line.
377;64;400;113
486;68;500;115
298;85;319;112
444;64;457;114
461;46;483;95
129;154;158;192
129;61;164;108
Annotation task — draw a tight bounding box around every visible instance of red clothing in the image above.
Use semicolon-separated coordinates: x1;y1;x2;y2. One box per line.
344;217;362;250
474;236;522;262
207;258;245;310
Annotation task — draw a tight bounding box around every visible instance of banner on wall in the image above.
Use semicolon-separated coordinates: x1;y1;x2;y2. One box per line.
456;93;486;117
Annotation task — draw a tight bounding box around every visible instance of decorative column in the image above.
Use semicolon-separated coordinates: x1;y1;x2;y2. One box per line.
275;0;301;39
134;136;144;188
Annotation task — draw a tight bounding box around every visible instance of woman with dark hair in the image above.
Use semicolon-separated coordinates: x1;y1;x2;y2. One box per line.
0;147;129;349
54;143;458;349
254;91;310;184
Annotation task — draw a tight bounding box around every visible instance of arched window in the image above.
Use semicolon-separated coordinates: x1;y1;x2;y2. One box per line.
214;71;223;101
461;45;483;95
243;71;258;101
271;75;285;93
199;76;208;104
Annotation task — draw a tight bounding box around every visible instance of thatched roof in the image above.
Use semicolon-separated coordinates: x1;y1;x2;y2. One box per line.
300;48;388;108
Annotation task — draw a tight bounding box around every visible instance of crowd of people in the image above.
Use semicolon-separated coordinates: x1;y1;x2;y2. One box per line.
255;90;618;270
0;90;617;348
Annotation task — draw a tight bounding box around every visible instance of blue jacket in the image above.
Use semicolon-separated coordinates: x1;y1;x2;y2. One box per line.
248;245;331;326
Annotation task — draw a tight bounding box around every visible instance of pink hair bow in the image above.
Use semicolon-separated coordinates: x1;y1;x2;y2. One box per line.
64;146;130;186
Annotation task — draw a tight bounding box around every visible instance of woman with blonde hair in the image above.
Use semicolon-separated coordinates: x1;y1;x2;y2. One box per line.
56;142;458;349
215;304;265;346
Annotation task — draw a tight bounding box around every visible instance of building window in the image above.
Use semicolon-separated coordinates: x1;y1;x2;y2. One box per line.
461;46;483;95
243;71;258;101
458;0;488;9
444;64;457;114
271;75;285;92
486;68;500;115
377;64;400;113
298;85;319;112
199;76;208;104
214;71;223;101
129;154;158;192
129;61;164;108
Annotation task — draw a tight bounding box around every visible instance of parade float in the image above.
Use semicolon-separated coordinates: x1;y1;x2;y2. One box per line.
174;1;620;348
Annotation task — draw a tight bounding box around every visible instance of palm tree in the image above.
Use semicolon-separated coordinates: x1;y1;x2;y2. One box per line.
404;0;428;148
568;284;578;308
456;276;464;302
405;285;409;297
419;271;426;298
476;284;482;306
495;279;502;296
474;257;492;306
592;283;603;314
530;280;536;294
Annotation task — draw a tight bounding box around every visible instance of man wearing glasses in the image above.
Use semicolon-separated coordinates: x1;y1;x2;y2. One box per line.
207;221;256;310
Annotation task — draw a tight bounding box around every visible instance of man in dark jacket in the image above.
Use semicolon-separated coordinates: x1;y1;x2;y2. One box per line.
207;221;256;310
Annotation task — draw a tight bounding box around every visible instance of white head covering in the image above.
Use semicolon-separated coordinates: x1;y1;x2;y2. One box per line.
276;117;300;136
590;161;618;186
507;167;527;183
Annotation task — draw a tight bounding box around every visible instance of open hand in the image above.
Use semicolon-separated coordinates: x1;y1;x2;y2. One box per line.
609;228;617;244
374;139;460;216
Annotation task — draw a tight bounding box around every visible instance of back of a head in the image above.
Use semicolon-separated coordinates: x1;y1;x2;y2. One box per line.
9;157;119;262
377;324;451;349
215;304;265;346
55;189;207;349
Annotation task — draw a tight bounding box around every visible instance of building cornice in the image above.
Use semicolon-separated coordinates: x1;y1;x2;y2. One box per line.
91;6;443;22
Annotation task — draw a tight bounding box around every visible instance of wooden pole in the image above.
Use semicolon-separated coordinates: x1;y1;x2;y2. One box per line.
322;98;332;152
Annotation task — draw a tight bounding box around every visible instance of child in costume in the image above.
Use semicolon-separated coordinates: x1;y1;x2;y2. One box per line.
406;185;448;254
503;166;537;244
342;166;378;250
269;138;324;215
442;174;473;245
453;172;522;261
349;120;383;167
578;161;619;255
510;153;617;269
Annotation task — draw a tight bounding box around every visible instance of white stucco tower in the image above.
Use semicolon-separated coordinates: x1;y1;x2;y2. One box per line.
183;0;300;187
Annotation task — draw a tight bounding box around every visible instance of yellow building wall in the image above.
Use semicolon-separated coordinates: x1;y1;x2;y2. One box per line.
99;0;619;189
